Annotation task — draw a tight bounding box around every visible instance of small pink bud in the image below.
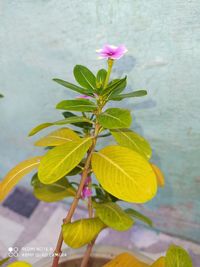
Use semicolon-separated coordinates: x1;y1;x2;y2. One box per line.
82;187;92;199
76;95;91;99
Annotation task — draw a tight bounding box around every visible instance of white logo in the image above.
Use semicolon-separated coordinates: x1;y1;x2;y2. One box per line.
8;247;19;257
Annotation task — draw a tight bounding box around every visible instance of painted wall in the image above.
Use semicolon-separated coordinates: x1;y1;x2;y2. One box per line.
0;1;199;242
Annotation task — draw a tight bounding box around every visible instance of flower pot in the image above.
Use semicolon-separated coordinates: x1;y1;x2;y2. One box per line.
33;246;153;267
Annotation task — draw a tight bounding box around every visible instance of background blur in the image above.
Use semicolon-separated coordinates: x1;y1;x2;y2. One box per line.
0;0;199;245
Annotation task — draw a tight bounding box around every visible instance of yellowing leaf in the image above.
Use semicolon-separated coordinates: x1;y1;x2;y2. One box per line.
92;146;157;203
111;129;152;160
151;163;165;187
151;257;165;267
31;174;76;202
38;138;92;184
7;262;32;267
62;218;105;248
94;202;134;231
0;156;42;201
165;245;193;267
103;252;149;267
34;128;80;147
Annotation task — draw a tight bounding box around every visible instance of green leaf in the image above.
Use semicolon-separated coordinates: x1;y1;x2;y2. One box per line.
56;99;97;112
0;156;42;201
124;208;153;227
91;145;157;203
94;202;134;231
111;129;152;160
109;90;147;101
38;137;92;184
28;117;92;136
107;78;127;97
53;78;93;95
73;65;96;91
0;94;3;98
165;245;193;267
31;174;76;202
98;108;131;129
63;111;92;129
96;69;107;88
62;218;105;248
102;76;127;96
34;128;80;147
7;262;32;267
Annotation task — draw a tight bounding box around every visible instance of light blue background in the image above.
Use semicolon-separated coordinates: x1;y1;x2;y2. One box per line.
0;1;200;242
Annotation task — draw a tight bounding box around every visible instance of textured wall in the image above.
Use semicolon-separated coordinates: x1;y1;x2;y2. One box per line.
0;1;200;242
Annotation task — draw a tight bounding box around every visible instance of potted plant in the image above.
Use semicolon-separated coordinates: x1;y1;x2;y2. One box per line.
0;45;193;267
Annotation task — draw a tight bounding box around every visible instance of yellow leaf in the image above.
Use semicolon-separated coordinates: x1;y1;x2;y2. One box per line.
92;146;157;203
103;252;149;267
151;163;165;187
150;257;165;267
38;137;92;184
34;127;80;147
0;156;42;201
62;218;105;248
7;262;32;267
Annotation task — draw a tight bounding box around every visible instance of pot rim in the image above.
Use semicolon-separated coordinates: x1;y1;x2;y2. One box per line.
32;245;153;267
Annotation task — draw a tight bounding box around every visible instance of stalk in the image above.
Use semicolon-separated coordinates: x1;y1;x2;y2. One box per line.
80;59;114;267
51;124;100;267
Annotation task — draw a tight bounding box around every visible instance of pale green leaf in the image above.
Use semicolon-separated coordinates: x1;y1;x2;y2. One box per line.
92;145;157;203
62;218;105;248
124;208;153;227
32;174;76;202
165;245;193;267
38;138;92;184
98;108;131;129
28;117;92;136
111;129;152;160
34;128;80;147
94;202;134;231
56;99;97;112
0;156;42;201
73;65;96;91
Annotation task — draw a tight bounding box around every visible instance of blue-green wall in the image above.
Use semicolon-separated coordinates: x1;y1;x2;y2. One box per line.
0;1;200;242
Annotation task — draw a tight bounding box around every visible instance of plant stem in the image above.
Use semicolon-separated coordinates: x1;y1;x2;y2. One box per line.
80;188;94;267
51;124;100;267
80;59;115;267
80;238;96;267
104;59;114;89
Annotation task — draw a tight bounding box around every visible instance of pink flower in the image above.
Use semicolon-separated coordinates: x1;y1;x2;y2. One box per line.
96;44;128;60
81;175;92;199
82;187;92;199
76;95;91;99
